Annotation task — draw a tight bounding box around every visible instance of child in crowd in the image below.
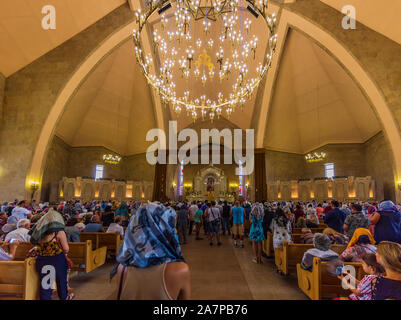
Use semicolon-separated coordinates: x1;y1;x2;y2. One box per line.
337;253;385;300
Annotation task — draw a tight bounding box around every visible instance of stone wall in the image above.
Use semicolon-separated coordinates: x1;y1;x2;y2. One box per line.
365;132;395;201
0;73;4;119
41;136;71;202
124;153;155;182
265;150;305;181
39;136;156;201
69;146;125;179
304;144;366;178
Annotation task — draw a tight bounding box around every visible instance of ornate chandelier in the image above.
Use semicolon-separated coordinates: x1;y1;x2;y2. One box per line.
103;154;122;164
132;0;277;122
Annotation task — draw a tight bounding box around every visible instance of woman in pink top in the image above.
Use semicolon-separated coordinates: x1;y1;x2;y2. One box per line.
315;204;324;218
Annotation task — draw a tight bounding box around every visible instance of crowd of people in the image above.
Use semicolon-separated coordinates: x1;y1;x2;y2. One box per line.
0;198;400;300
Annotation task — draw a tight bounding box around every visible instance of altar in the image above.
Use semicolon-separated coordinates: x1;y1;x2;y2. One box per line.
185;166;235;201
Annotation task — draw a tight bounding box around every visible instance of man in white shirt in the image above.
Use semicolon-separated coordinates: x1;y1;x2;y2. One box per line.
5;218;31;242
11;201;32;221
188;202;198;236
107;216;124;239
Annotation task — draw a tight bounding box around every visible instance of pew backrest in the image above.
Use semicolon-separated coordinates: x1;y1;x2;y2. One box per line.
0;258;39;300
80;232;121;255
297;257;365;300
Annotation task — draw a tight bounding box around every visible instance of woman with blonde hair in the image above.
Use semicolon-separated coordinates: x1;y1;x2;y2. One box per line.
372;241;401;300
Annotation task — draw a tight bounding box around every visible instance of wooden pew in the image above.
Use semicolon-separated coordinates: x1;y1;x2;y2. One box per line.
297;257;366;300
0;258;39;300
262;232;274;257
293;227;325;234
9;241;107;273
80;232;121;256
274;242;346;275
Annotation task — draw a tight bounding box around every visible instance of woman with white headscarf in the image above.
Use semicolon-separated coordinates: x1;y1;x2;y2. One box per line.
249;203;265;264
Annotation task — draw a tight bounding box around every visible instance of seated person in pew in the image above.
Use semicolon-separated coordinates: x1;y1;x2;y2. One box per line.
83;215;104;233
65;218;82;242
371;241;401;300
5;218;31;242
107;216;124;239
109;202;190;300
300;233;339;271
295;217;307;229
0;211;7;230
323;227;349;245
300;228;314;244
340;228;376;263
29;208;75;300
0;219;17;241
270;207;292;249
0;238;20;261
335;253;385;300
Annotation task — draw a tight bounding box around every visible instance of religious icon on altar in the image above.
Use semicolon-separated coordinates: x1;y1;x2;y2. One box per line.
206;177;215;192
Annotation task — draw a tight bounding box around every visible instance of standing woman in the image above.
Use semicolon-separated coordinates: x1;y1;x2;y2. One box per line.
249;203;265;264
29;208;74;300
370;201;401;244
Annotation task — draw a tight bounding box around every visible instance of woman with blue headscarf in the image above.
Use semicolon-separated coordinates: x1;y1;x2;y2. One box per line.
370;200;401;244
109;202;190;300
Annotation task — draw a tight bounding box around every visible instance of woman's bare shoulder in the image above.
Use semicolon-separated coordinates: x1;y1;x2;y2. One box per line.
166;262;190;276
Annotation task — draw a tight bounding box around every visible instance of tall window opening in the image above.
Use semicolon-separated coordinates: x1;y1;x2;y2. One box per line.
325;163;334;179
95;165;104;181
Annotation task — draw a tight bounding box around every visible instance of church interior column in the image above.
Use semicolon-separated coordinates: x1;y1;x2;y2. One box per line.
254;148;267;202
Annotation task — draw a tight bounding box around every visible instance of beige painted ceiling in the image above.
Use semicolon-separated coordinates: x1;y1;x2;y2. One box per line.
264;28;381;154
0;0;125;76
320;0;401;45
56;39;157;155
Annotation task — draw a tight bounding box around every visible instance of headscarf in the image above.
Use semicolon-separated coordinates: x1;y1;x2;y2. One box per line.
347;228;375;249
28;208;65;244
378;200;399;213
110;202;185;279
251;203;264;220
367;205;377;215
273;208;289;228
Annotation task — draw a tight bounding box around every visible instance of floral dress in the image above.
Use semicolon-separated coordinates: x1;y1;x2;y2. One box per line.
249;215;265;242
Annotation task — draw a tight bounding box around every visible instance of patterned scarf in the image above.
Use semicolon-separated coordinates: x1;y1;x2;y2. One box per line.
251;203;265;220
110;202;184;279
28;208;65;244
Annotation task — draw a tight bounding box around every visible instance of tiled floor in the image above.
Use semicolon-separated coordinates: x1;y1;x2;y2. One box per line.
70;233;307;300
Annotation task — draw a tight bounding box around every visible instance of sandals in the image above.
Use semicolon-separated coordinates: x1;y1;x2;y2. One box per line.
66;293;75;300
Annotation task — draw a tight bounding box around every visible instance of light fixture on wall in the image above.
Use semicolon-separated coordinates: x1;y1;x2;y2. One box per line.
103;154;121;165
397;181;401;191
29;181;40;201
305;152;327;163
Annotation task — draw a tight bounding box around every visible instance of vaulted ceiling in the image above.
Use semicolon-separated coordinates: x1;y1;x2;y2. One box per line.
264;28;381;153
0;0;389;156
